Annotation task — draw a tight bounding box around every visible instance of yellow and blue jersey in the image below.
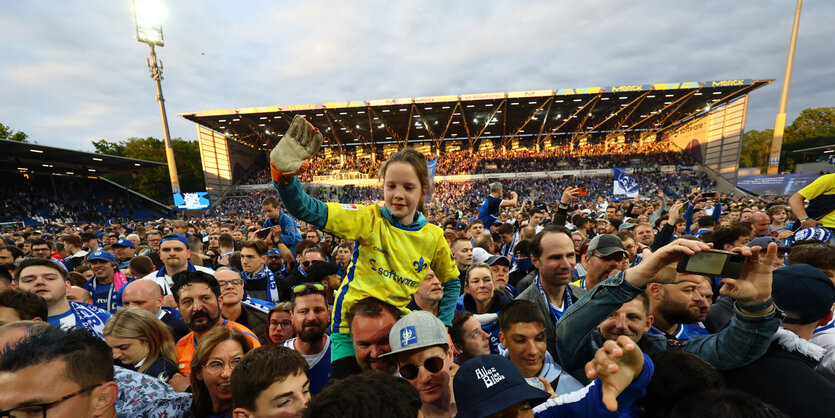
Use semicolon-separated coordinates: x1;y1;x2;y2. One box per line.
325;202;459;333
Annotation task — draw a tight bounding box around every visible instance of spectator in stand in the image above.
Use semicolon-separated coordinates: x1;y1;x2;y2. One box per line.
347;297;401;375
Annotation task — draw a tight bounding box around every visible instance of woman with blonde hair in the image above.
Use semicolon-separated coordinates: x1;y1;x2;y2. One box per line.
103;306;179;382
190;327;254;417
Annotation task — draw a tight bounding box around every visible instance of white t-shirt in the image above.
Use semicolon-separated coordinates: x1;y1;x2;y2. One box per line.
141;265;215;294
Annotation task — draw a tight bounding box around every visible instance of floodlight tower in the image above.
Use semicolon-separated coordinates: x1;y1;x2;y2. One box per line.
767;0;803;174
133;0;181;194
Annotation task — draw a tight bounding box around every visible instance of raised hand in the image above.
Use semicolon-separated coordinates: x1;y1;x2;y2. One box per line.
667;201;684;225
624;238;712;287
584;336;645;412
561;187;579;204
719;242;778;306
270;115;323;183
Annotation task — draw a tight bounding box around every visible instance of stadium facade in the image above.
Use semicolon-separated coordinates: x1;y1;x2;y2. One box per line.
179;79;772;198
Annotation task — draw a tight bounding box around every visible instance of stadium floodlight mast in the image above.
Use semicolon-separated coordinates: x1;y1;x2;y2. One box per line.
767;0;802;175
132;0;181;194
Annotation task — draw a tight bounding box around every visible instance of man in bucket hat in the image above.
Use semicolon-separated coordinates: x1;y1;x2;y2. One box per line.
723;264;835;416
453;335;653;417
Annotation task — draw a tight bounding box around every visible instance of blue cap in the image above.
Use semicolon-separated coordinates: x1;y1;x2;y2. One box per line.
96;231;105;239
160;233;189;248
453;355;551;418
267;249;281;256
87;251;116;264
112;239;135;249
772;264;835;325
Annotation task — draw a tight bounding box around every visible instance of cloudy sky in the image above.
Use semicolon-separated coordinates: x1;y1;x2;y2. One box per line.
1;1;832;151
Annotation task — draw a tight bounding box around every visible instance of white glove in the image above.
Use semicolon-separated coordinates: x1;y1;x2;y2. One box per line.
270;115;323;176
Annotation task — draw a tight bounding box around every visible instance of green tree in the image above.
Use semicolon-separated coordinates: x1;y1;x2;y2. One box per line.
0;122;29;142
739;129;772;173
783;107;835;144
93;137;204;203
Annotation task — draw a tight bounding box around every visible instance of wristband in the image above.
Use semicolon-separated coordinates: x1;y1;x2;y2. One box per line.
737;297;773;313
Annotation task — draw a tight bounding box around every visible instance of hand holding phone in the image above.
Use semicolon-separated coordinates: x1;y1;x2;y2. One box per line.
677;249;745;278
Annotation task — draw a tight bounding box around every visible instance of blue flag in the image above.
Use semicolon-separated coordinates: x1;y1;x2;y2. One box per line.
426;157;438;203
613;168;639;198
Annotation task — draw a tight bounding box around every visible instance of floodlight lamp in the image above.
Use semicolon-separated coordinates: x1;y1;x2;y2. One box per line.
133;0;165;46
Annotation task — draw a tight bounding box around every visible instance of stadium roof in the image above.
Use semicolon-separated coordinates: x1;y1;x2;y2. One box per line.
0;139;166;175
180;78;773;153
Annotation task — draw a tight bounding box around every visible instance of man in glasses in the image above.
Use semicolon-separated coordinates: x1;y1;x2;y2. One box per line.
283;283;332;394
286;246;328;287
572;234;627;291
216;267;271;343
382;310;457;418
0;327;119;418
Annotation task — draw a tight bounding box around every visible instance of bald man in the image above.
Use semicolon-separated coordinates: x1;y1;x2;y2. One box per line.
752;212;776;238
66;286;94;305
122;279;189;341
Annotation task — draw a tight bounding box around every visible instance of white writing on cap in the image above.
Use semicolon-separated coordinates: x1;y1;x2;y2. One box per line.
474;366;505;388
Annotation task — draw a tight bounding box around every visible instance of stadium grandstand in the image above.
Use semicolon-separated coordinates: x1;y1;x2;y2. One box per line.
179;78;771;214
0;139;174;226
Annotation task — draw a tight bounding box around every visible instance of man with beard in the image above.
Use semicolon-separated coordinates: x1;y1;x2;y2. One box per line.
171;270;260;375
283;283;332;394
347;297;401;375
646;274;712;340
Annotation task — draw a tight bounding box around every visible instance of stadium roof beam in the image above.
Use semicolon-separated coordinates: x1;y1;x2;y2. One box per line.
367;107;403;144
473;99;506;143
458;104;474;150
433;101;461;151
621;89;699;135
411;105;439;144
570;95;602;145
323;109;371;150
403;105;416;148
533;99;554;151
507;97;553;144
237;111;268;149
540;97;599;146
600;92;650;140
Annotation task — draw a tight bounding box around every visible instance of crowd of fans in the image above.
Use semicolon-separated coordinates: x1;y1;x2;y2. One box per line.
1;140;834;417
0;172;167;225
279;141;694;180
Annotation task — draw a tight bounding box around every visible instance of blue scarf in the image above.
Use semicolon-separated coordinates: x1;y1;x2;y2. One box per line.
241;264;278;303
534;275;573;325
156;262;197;278
68;301;110;339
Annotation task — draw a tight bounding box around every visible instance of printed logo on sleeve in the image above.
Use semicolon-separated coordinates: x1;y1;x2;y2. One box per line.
340;204;359;210
401;326;417;347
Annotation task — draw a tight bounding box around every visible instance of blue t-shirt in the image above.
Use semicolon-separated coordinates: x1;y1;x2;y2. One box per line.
478;195;503;227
